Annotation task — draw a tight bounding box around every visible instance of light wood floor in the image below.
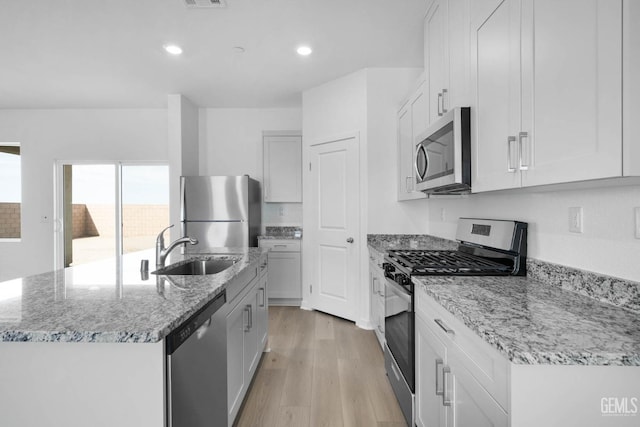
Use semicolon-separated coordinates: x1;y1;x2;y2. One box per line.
235;306;407;427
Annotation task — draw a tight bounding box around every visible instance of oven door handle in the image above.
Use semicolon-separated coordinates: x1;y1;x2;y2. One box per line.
385;278;412;305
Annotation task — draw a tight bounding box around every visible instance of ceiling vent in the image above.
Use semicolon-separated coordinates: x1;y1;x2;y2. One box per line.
182;0;227;8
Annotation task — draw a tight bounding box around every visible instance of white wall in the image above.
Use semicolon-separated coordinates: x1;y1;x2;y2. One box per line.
302;68;427;327
425;181;640;282
168;94;200;241
0;109;167;281
199;107;303;227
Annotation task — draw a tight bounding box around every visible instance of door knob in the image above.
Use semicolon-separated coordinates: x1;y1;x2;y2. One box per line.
346;237;354;243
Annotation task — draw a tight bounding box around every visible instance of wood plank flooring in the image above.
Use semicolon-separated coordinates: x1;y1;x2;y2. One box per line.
235;307;407;427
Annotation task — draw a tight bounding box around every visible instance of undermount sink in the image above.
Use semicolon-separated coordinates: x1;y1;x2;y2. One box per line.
154;258;236;276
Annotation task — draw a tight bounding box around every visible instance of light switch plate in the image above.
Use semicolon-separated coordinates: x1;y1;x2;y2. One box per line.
635;207;640;239
569;207;583;233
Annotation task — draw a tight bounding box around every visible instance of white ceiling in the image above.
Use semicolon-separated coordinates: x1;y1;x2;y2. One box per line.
0;0;427;109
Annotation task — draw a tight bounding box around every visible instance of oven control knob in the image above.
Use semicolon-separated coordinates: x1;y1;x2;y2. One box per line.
383;263;395;273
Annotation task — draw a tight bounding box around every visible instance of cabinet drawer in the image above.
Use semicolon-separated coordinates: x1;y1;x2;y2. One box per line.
259;239;301;252
416;284;509;411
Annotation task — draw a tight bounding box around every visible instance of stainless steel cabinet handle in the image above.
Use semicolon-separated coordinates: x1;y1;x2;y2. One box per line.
259;287;266;307
519;131;529;170
274;244;287;248
442;89;448;113
244;305;252;332
442;366;452;406
372;277;378;295
434;318;455;335
377;324;384;334
435;358;444;396
390;361;401;381
346;237;354;243
507;136;517;173
405;176;413;192
437;92;444;116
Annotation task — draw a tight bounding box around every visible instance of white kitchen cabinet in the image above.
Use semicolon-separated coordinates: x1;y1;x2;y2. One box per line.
256;257;269;349
416;283;640;427
624;0;640;176
415;314;448;427
368;253;385;348
471;0;623;192
222;257;269;427
259;239;301;305
416;288;508;427
397;77;428;201
263;132;302;203
424;0;470;125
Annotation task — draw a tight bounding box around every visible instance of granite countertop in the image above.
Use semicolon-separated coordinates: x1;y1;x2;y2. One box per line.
415;276;640;366
0;247;267;344
258;225;303;240
368;233;640;367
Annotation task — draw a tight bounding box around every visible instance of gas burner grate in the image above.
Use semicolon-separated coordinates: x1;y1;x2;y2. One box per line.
387;249;512;275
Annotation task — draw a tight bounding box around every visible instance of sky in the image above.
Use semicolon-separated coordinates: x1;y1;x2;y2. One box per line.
73;164;169;205
0;152;21;202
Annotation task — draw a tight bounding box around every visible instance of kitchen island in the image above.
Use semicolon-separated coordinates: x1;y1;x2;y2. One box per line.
0;247;267;427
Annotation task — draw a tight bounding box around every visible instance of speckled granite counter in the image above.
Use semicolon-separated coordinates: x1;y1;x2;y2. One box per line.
368;233;640;366
0;247;267;343
258;226;302;240
415;276;640;366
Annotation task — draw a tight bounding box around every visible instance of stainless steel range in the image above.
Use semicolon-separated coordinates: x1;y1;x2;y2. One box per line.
382;218;527;426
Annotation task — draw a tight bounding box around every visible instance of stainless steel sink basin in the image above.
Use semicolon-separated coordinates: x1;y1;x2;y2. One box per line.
154;259;236;276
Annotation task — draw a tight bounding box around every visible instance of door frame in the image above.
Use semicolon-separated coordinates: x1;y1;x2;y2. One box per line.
302;131;369;327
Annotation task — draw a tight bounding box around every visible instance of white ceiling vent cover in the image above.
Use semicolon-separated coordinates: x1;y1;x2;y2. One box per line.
182;0;227;8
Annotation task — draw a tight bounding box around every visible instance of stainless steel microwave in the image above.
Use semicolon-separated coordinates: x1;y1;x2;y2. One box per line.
414;107;471;194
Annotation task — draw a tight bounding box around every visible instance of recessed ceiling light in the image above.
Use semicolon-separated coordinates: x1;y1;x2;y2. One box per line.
164;44;183;55
233;46;245;54
296;46;312;56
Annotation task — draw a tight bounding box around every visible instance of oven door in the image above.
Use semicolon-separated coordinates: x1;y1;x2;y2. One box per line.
384;277;414;391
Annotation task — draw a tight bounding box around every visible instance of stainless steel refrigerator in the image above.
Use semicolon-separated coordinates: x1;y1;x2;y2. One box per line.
180;175;261;251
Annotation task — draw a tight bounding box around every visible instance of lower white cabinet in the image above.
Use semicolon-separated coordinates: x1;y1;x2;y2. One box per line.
368;248;386;348
259;239;301;305
416;283;640;427
209;255;269;427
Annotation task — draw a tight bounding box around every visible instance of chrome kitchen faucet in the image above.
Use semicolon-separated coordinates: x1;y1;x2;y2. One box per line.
155;225;198;269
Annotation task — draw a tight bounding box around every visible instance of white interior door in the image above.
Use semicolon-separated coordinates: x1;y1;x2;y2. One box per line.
309;135;359;322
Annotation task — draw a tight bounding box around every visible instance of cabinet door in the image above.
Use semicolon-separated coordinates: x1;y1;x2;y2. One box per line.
226;300;247;422
519;0;622;187
447;351;508;427
624;0;640;176
397;82;428;201
256;269;269;350
267;252;301;299
263;135;302;202
416;315;448;427
425;0;449;124
471;0;523;192
244;289;260;380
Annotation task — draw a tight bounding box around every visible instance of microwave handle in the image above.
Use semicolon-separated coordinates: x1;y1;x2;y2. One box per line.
415;144;428;181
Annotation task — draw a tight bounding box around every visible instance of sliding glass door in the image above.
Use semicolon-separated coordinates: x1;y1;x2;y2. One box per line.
56;162;169;269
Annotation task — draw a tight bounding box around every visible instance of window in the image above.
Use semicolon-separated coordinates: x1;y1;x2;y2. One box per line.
0;143;21;239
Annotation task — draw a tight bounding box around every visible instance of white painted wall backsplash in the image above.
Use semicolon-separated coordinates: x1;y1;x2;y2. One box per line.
425;183;640;282
0;109;168;281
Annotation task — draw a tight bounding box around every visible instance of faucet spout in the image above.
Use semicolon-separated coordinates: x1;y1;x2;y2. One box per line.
155;225;199;269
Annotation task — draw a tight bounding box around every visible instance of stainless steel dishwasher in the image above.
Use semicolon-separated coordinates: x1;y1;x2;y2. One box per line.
166;290;227;427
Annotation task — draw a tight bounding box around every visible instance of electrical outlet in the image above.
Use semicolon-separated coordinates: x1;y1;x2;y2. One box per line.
635;207;640;239
278;206;285;217
440;208;446;221
568;207;583;233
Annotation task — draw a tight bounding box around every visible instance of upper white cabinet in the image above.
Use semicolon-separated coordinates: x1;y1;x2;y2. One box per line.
424;0;470;125
471;0;623;192
397;76;428;201
624;0;640;176
263;132;302;202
